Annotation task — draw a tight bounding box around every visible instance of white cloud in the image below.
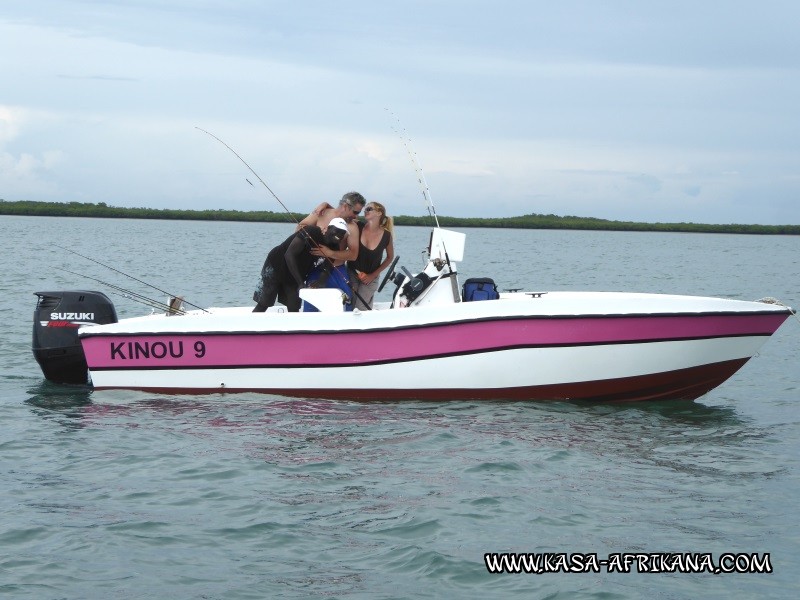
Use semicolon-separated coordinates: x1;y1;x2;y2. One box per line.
0;105;29;143
1;2;800;224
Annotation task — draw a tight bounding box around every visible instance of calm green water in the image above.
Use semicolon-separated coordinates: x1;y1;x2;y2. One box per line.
1;215;798;599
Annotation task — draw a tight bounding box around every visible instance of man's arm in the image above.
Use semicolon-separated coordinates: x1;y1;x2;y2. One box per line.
295;213;318;232
284;236;309;287
312;223;359;262
295;202;332;231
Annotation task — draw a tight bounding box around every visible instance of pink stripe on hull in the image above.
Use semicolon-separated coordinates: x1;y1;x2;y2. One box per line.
81;312;787;370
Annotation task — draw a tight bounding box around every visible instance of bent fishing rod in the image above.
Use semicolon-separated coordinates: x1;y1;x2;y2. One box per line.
386;109;456;279
54;244;209;313
385;108;441;229
195;127;296;218
196;127;373;310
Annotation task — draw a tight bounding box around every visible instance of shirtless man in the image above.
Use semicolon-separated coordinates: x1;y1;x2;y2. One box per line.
253;218;350;312
296;191;365;264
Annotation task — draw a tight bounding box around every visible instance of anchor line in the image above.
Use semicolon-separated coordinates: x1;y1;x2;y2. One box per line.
54;244;209;313
61;269;184;314
196;127;372;310
758;297;800;324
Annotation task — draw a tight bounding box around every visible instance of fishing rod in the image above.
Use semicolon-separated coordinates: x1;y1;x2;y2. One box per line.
197;127;373;310
54;244;209;313
195;127;297;218
385;108;440;229
385;110;461;303
62;268;185;314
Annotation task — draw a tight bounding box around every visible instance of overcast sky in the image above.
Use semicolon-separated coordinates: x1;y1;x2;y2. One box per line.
2;0;799;224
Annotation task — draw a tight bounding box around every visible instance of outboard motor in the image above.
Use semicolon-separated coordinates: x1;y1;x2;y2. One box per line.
32;291;117;384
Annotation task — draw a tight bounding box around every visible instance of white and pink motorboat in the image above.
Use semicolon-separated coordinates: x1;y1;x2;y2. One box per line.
33;228;793;402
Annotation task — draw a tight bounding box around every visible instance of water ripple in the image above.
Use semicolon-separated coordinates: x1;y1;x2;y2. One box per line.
2;219;798;599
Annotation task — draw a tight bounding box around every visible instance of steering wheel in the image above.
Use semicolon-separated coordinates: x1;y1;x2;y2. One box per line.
377;256;401;293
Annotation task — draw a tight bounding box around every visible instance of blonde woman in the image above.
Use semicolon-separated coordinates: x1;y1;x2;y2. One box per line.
349;201;395;310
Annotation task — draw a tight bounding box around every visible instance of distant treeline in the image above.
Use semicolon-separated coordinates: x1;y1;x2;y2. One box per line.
1;199;798;235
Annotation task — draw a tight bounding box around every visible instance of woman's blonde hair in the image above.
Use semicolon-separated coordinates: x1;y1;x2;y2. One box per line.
369;201;394;234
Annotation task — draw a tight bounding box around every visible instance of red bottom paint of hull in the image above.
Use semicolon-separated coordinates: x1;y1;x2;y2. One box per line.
92;358;752;402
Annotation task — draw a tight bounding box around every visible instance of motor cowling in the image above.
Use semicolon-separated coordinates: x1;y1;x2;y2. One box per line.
32;291;117;384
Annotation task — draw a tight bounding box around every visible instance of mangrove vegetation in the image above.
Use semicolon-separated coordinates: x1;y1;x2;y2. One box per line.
1;199;798;235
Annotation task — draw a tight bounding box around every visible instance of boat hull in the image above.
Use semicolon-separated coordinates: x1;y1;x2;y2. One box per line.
78;292;792;401
85;351;752;402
